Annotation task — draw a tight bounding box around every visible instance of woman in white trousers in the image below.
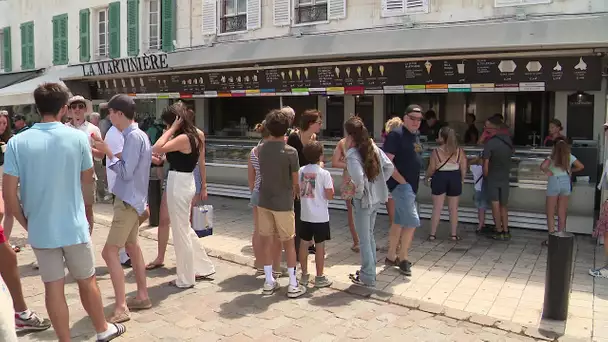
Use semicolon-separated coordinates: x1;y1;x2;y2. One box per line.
153;103;215;288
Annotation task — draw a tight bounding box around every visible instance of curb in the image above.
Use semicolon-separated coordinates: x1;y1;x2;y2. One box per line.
95;215;585;342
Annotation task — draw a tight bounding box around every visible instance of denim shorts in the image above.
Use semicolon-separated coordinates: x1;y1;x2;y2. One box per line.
249;190;260;207
391;183;420;228
547;175;572;196
474;190;488;210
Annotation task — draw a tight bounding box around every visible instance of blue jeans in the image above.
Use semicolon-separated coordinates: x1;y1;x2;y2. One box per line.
352;199;381;286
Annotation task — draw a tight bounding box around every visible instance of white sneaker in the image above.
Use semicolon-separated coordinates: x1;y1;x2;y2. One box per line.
589;267;608;278
287;284;307;298
262;281;280;296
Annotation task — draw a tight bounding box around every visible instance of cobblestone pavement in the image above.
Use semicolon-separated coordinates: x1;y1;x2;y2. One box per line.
94;196;607;341
12;215;551;342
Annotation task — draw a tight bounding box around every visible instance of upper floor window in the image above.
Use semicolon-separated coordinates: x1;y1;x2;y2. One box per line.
494;0;551;6
148;0;161;50
95;8;109;59
0;31;4;71
220;0;247;33
295;0;328;24
381;0;429;17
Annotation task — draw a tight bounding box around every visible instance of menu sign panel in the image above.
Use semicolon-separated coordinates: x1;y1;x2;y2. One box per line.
87;55;602;99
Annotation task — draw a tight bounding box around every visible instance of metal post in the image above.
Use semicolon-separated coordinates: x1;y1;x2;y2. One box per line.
148;179;162;227
542;231;575;321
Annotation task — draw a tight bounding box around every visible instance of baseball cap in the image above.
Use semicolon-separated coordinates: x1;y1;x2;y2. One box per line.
107;94;136;118
68;95;89;106
405;104;423;115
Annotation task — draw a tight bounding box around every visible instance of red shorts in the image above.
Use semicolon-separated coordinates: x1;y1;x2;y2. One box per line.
0;224;5;244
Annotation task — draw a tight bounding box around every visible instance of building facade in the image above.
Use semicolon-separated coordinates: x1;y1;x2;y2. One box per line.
1;0;607;232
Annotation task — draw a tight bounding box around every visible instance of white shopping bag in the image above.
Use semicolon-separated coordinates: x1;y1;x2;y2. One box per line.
192;204;213;238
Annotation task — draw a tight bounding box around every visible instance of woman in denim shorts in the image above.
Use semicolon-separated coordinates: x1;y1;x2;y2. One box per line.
540;138;584;245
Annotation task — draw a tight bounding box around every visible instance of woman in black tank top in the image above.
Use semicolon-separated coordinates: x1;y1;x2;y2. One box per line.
152;102;215;288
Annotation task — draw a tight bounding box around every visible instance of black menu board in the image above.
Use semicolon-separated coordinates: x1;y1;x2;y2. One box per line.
567;93;595;140
85;55;602;99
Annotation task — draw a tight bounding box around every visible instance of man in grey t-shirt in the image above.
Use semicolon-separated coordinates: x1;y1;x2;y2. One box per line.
482;115;513;241
257;109;306;299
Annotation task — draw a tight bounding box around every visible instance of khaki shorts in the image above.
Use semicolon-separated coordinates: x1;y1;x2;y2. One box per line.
106;199;140;247
257;207;295;241
33;241;96;283
82;181;97;206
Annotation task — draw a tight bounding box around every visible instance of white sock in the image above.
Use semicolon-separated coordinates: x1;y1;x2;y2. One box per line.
97;323;118;340
17;309;32;319
288;267;297;288
264;265;274;284
119;249;130;263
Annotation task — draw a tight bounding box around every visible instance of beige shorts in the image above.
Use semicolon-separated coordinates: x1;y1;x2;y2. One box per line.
82;181;96;206
33;241;96;283
106;199;140;247
257;207;295;241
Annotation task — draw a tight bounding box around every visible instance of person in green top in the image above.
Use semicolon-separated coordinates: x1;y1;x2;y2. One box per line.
12;115;29;135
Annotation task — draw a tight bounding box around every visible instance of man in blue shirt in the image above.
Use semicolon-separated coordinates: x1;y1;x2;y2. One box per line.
2;83;125;341
92;94;152;323
383;104;424;277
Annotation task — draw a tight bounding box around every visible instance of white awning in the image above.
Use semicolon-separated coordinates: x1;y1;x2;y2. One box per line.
0;66;82;106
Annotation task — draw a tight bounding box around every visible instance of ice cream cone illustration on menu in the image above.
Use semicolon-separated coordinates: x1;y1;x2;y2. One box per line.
245;75;250;82
97;81;101;88
288;70;293;80
379;65;385;76
253;74;258;82
140;78;144;87
296;69;301;80
425;61;432;74
304;68;309;79
188;79;192;85
367;66;373;76
105;80;109;88
357;66;362;77
228;76;233;83
113;79;117;88
221;76;226;83
182;80;186;85
121;79;126;87
194;78;198;85
335;67;340;78
199;77;204;84
130;78;135;87
346;67;351;78
237;76;241;83
281;71;285;80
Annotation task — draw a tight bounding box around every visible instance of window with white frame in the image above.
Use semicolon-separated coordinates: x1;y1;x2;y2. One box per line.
96;8;109;58
381;0;429;18
494;0;551;7
148;0;161;50
295;0;328;24
220;0;247;33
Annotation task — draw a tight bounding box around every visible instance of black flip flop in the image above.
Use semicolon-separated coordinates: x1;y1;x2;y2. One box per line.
168;280;194;289
96;323;126;342
195;272;216;281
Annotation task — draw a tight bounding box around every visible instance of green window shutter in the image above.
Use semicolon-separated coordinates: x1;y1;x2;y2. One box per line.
59;15;68;64
161;0;174;52
127;0;139;56
2;27;11;72
20;22;34;69
108;1;121;58
79;9;90;62
52;17;59;64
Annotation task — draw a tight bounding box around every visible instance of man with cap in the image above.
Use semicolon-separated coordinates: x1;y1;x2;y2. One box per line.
92;94;152;323
66;95;103;235
12;115;29;135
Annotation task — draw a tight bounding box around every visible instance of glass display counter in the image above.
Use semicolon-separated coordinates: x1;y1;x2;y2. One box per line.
204;137;595;233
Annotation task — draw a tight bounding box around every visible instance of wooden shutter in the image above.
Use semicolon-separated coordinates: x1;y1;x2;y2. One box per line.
246;0;261;30
201;0;217;36
52;17;60;65
161;0;174;52
127;0;139;56
328;0;346;20
273;0;290;26
79;9;90;62
20;22;34;70
2;27;11;72
108;1;121;58
53;14;68;65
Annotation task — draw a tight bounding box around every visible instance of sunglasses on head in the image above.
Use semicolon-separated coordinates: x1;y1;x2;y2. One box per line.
70;103;86;110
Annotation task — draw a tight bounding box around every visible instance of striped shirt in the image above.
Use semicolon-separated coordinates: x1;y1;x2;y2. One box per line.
250;147;261;191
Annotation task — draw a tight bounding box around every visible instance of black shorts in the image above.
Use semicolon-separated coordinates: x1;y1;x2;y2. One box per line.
431;170;462;197
299;221;331;243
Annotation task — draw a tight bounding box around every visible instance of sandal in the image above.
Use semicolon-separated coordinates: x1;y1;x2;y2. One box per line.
107;311;130;324
351;244;360;252
195;272;215;281
96;323;127;342
427;235;436;241
168;280;194;289
450;235;462;241
349;273;373;287
145;262;164;270
541;239;549;246
11;245;20;253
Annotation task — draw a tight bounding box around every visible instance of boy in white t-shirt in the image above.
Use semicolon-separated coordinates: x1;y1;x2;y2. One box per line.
298;141;334;288
470;156;489;234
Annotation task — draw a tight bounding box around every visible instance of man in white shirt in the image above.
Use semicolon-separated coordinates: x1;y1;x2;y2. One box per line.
66;96;104;235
